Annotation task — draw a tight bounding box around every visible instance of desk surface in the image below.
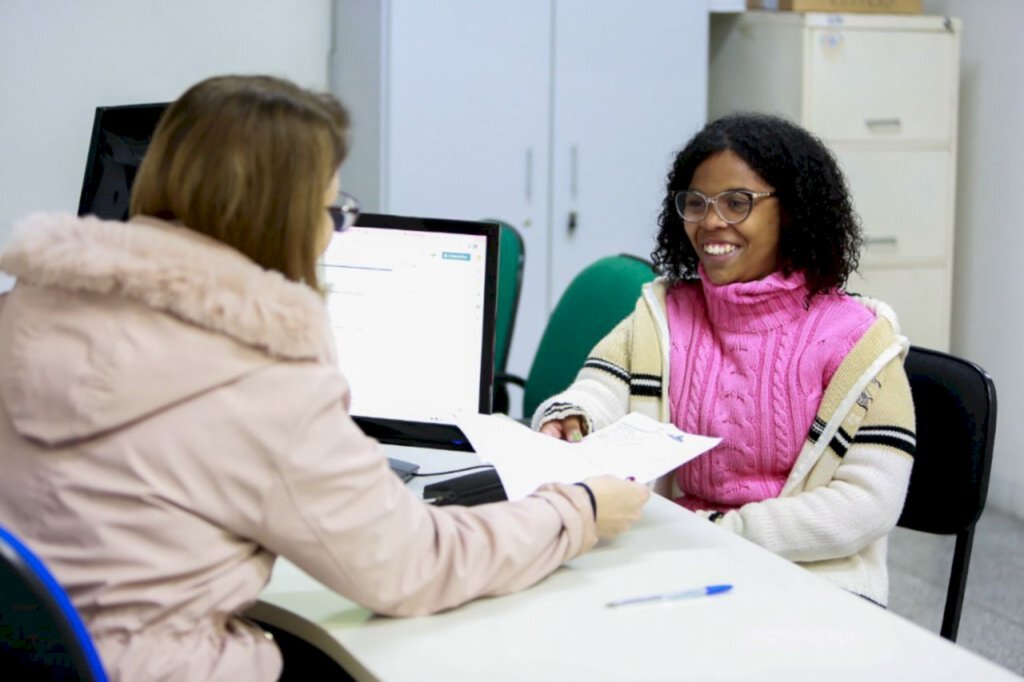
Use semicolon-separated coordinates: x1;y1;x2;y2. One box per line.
256;445;1020;682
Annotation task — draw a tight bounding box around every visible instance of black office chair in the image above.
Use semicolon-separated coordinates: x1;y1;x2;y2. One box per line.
897;346;997;642
246;602;355;681
0;525;108;681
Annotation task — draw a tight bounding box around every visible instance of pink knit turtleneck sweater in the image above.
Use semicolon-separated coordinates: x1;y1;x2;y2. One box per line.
667;267;873;512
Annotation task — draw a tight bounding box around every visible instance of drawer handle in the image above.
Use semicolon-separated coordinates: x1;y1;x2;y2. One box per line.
865;117;902;132
865;236;898;246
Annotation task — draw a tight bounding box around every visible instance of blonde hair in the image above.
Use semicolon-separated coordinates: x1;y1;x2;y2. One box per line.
130;75;350;288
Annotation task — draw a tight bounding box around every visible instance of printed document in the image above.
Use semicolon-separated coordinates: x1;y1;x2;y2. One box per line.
454;412;721;500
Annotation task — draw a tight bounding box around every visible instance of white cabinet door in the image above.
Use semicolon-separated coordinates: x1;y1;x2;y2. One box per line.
849;266;951;351
384;0;553;378
548;0;708;306
835;147;954;267
386;0;551;224
358;0;710;382
805;25;957;142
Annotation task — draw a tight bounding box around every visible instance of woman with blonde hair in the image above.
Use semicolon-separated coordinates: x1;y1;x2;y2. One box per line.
0;74;648;681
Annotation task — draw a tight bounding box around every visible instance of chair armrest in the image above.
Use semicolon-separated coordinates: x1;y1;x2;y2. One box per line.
492;372;526;415
494;372;526;389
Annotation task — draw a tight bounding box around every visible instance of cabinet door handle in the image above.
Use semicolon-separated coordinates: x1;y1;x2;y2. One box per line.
525;148;533;203
865;236;898;246
570;145;579;199
567;210;578;236
865;117;902;131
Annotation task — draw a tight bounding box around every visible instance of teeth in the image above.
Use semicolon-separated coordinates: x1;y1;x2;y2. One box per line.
704;243;737;255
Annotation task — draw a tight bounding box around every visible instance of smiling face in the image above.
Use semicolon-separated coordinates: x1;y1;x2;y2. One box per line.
684;150;781;285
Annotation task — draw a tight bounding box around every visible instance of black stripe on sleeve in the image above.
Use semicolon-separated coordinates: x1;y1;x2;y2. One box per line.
809;416;827;444
854;426;917;456
541;402;580;419
829;426;852;458
582;358;630;385
629;373;661;398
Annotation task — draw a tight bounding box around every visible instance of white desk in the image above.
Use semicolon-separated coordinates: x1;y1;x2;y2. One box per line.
254;445;1020;681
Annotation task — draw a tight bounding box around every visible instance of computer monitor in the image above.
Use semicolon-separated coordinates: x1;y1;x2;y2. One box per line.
75;104;497;452
77;103;169;220
323;213;499;451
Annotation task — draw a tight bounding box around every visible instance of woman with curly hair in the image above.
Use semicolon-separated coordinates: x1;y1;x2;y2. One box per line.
533;112;916;606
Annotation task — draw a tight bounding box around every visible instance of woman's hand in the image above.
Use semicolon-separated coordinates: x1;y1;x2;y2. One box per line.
582;475;651;540
539;416;585;442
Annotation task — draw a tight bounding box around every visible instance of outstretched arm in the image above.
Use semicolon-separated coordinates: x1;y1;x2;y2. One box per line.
532;315;637;435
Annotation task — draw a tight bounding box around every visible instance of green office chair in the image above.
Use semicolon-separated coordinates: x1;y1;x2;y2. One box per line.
485;220;526;414
497;253;657;420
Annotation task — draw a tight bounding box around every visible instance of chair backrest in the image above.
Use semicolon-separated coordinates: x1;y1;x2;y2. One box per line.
0;526;108;681
896;346;997;642
491;221;525;376
898;346;996;534
522;254;656;419
486;220;526;414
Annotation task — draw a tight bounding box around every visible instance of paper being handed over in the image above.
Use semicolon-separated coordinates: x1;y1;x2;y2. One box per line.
454;412;721;501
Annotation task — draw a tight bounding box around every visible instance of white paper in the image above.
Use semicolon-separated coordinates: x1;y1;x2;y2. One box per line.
454;412;721;501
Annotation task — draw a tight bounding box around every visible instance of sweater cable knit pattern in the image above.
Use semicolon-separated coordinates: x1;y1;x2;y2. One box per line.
667;269;874;511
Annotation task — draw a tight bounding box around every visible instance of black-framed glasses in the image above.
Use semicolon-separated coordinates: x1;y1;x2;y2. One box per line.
674;189;775;225
329;191;361;233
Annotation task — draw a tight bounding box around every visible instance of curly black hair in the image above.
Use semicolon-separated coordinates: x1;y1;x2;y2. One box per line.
652;112;862;300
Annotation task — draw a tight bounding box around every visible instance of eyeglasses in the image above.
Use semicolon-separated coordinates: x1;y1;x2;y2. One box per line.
329;191;361;233
674;189;775;225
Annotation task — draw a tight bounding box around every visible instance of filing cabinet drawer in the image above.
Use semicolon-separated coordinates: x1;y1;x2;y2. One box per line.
836;148;953;267
805;26;957;142
848;266;950;351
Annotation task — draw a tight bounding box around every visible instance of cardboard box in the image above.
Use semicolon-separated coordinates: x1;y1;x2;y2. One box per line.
746;0;922;13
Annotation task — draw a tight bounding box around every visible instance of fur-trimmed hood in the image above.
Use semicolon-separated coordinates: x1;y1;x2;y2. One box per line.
0;213;336;445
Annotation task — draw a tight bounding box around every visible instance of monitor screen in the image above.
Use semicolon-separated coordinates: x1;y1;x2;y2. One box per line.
322;213;499;450
78;103;168;220
75;105;498;452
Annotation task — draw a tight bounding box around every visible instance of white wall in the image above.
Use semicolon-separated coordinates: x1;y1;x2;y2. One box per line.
923;0;1024;519
0;0;332;288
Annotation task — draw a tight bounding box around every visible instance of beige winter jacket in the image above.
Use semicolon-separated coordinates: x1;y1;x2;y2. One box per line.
0;213;598;681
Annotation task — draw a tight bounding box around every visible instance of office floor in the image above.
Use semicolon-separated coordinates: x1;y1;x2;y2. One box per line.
888;505;1024;676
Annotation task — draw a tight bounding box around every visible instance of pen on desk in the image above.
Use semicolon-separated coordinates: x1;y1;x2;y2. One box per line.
605;584;732;608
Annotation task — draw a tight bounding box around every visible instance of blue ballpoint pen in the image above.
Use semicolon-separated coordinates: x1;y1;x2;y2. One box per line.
605;584;733;608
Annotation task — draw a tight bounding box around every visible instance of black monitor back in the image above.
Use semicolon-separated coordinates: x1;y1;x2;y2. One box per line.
77;103;168;221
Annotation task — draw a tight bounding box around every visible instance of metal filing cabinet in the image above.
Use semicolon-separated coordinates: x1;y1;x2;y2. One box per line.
709;11;961;351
